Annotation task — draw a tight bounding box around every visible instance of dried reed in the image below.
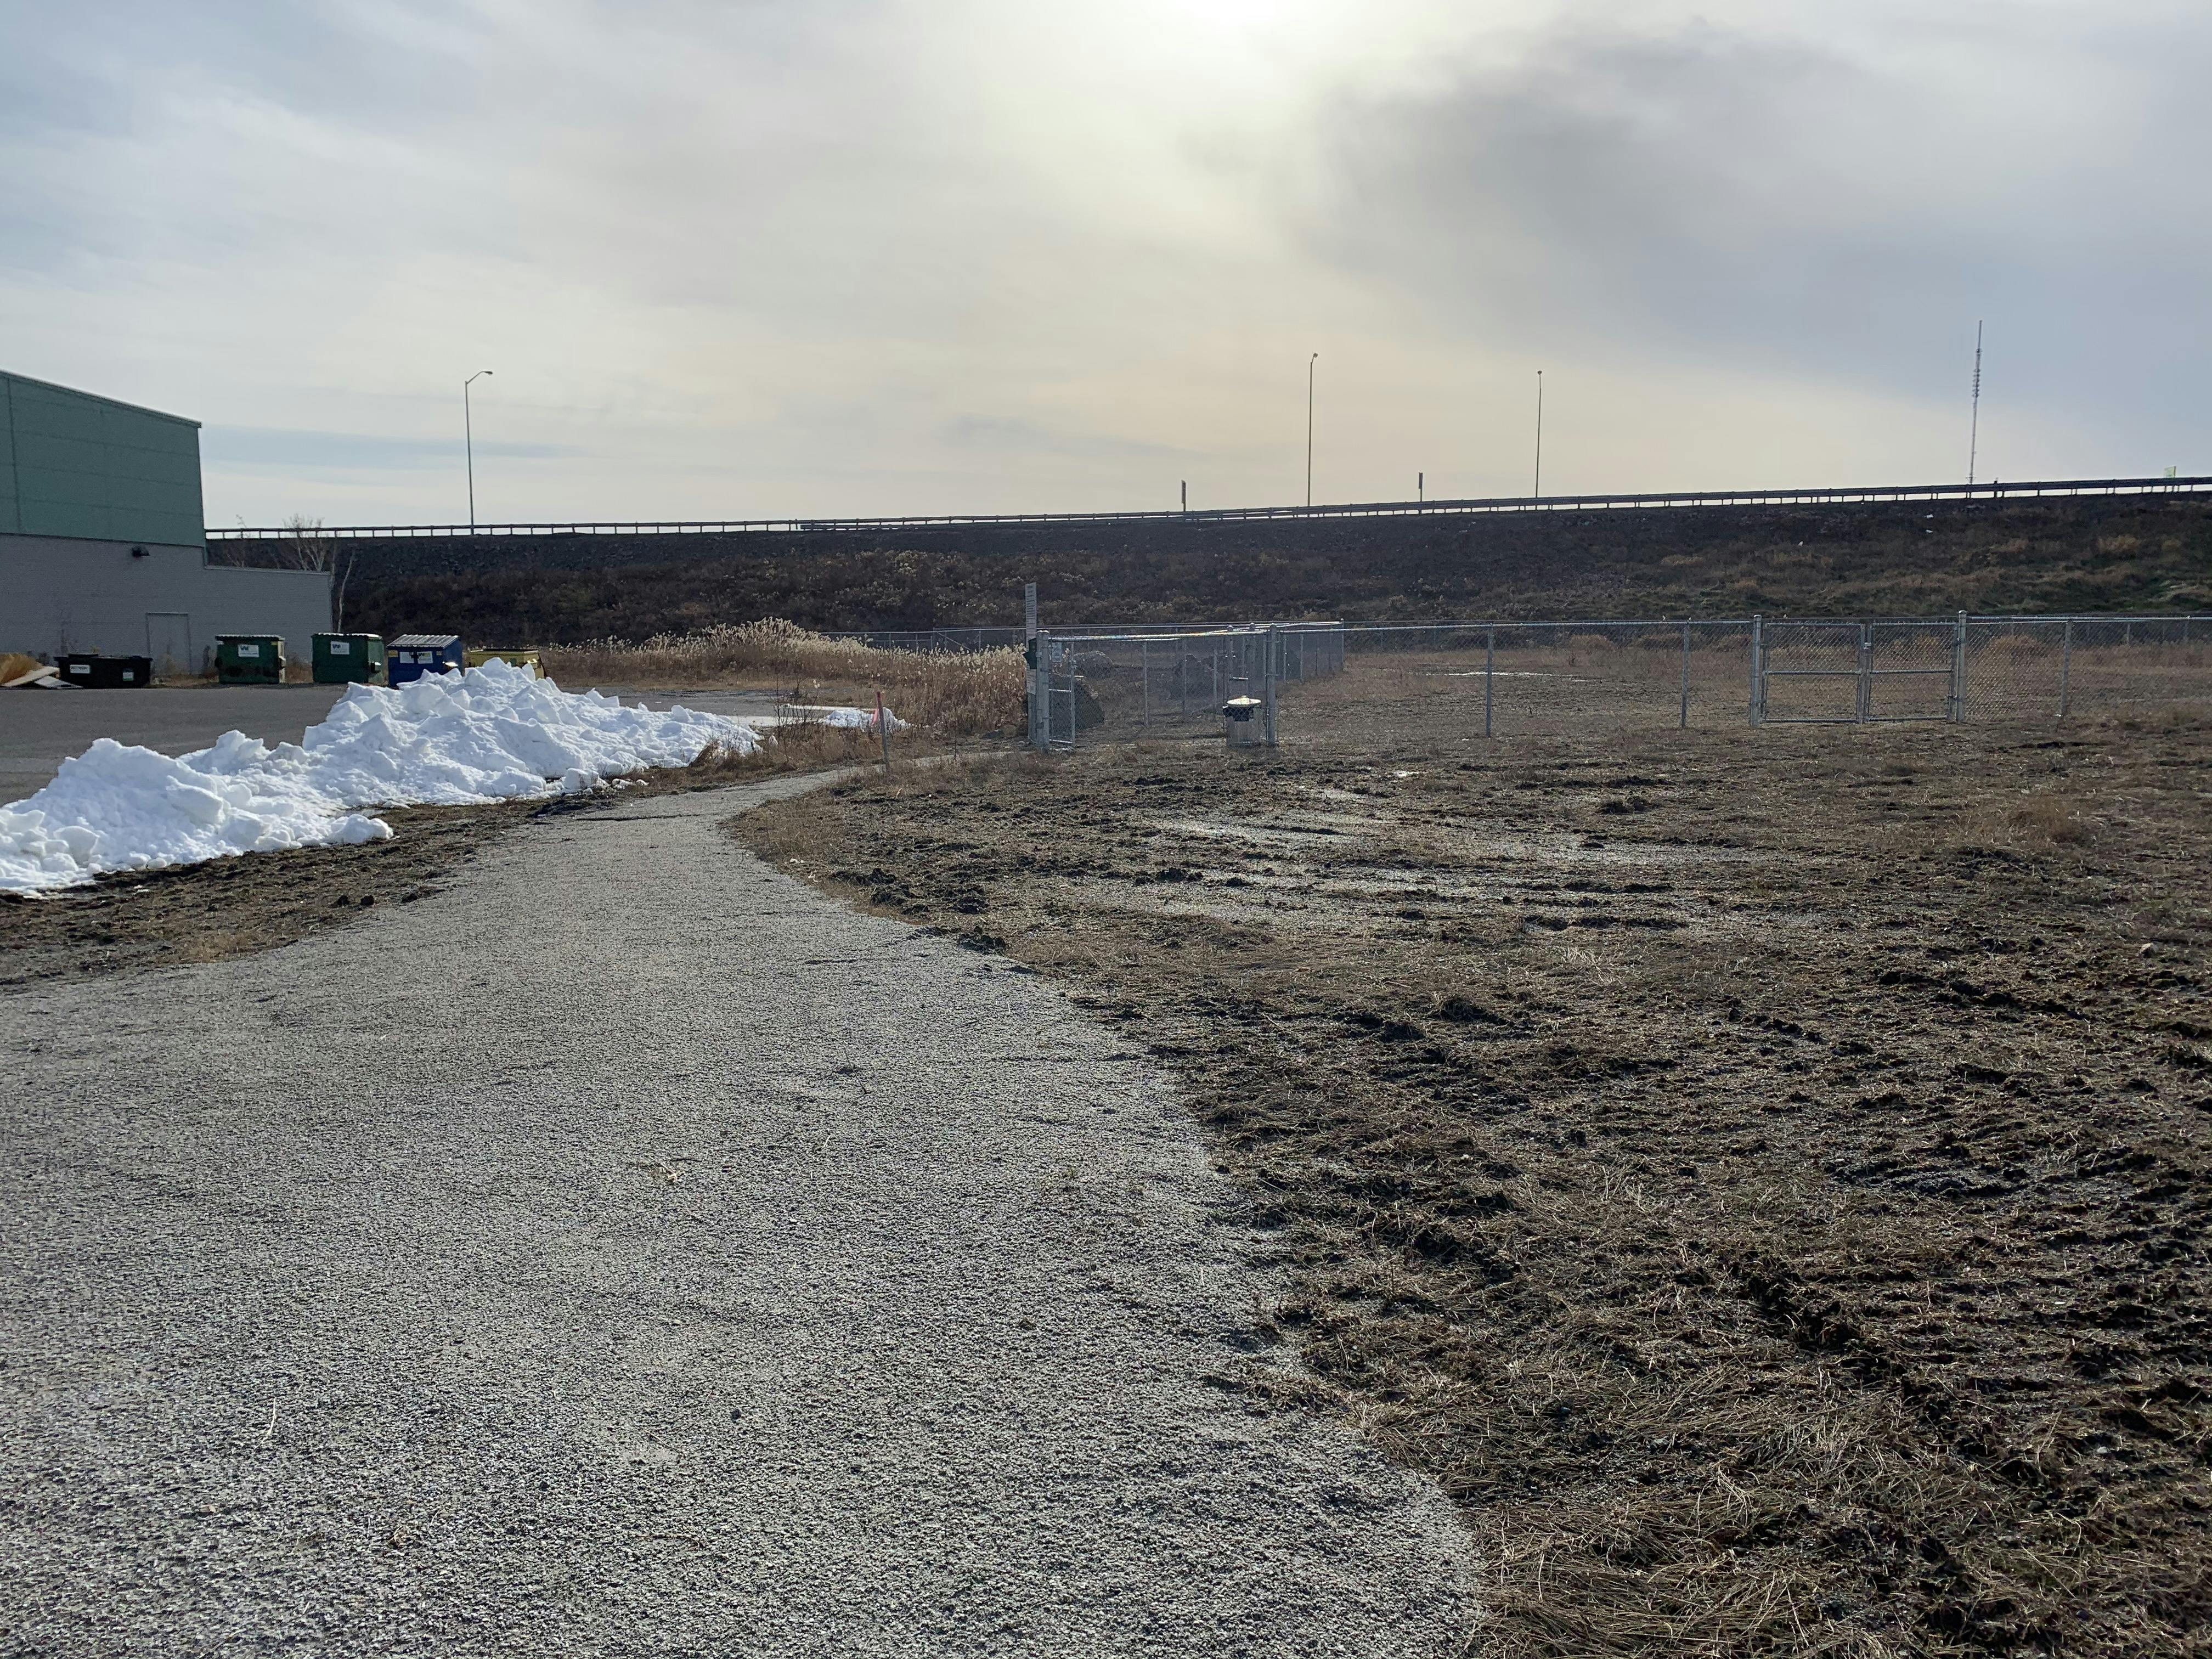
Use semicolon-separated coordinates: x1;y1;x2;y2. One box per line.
541;619;1024;737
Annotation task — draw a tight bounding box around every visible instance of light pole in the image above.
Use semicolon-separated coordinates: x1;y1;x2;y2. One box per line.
1305;353;1318;507
1967;321;1983;486
1533;369;1543;498
464;369;493;529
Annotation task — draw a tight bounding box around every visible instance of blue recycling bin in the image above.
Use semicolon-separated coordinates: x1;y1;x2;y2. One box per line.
387;634;465;687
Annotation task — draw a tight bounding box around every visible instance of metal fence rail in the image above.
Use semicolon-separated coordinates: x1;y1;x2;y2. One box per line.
1023;614;2211;749
831;619;1339;654
206;474;2212;542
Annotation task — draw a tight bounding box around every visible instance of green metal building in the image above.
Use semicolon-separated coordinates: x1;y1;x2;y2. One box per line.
0;370;329;673
0;369;206;546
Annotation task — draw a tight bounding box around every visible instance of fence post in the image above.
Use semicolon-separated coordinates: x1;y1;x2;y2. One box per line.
1024;585;1043;749
1262;627;1280;746
1950;611;1967;723
1749;614;1763;726
1141;638;1150;726
1028;630;1052;749
2059;618;2073;718
1485;628;1496;738
1679;620;1691;730
1856;623;1872;723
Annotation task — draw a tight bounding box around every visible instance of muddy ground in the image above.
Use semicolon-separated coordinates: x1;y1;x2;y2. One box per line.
737;702;2212;1657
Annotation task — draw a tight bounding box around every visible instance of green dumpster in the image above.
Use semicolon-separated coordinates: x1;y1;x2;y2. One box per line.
313;633;387;684
216;634;285;685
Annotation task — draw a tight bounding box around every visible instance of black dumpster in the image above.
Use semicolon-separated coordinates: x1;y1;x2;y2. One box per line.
55;654;153;688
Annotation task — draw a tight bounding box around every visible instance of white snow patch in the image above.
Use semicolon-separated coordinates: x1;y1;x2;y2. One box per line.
777;704;907;732
0;661;812;896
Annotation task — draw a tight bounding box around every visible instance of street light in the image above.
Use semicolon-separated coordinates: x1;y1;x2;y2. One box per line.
464;369;493;529
1533;369;1543;498
1306;353;1318;507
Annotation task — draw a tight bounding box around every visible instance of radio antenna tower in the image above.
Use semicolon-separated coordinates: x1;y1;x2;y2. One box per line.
1967;321;1983;486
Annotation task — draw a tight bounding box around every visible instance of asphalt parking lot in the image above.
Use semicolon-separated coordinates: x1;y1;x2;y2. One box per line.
0;686;351;806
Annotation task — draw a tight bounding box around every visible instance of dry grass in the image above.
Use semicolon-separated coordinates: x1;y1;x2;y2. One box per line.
541;619;1024;737
736;717;2212;1657
1940;780;2106;855
676;725;887;782
732;749;1046;865
2005;791;2100;845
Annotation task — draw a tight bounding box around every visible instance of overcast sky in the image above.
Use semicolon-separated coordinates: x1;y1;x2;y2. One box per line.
4;0;2206;526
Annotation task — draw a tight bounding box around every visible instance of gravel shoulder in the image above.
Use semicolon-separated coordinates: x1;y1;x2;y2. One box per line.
0;776;1474;1656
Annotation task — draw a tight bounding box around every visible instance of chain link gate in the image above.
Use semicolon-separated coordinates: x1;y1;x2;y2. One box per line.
1028;627;1293;749
1753;615;1967;725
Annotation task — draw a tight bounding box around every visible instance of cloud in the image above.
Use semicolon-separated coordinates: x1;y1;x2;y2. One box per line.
3;0;2208;520
1313;5;2212;425
938;415;1185;464
203;427;580;472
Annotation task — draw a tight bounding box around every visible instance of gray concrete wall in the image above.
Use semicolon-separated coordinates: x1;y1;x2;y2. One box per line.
1;533;330;672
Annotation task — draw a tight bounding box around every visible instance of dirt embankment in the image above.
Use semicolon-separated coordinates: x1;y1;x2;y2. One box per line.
311;494;2212;642
737;713;2212;1657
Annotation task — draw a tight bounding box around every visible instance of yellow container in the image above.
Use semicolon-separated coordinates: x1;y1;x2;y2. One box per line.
464;647;544;678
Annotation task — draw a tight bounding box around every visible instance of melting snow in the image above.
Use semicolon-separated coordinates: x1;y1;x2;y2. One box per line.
0;661;839;896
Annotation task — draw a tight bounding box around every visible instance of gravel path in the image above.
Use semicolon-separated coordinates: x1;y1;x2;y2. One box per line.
0;778;1474;1656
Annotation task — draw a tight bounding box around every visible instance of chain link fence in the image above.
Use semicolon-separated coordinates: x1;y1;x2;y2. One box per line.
1029;627;1330;749
1023;614;2211;749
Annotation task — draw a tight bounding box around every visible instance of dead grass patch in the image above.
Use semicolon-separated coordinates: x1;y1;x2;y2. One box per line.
737;720;2212;1658
541;619;1023;736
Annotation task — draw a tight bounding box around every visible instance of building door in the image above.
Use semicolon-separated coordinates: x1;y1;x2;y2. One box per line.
145;613;193;678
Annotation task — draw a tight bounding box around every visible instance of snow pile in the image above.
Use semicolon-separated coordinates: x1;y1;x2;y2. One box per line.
781;703;907;732
0;661;776;896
